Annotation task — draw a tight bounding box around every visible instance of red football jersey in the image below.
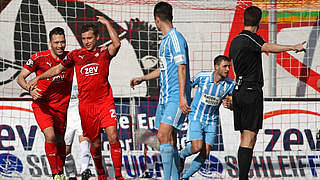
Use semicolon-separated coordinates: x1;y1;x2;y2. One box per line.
61;47;114;104
24;50;73;111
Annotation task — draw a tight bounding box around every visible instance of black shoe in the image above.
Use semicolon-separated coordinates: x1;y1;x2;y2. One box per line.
68;177;77;180
181;178;189;180
81;169;92;180
179;156;185;173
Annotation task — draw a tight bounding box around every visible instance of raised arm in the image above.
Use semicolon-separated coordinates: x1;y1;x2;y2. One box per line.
29;63;67;88
261;41;306;53
97;16;121;57
130;68;160;89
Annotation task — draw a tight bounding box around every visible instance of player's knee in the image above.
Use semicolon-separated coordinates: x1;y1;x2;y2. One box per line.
191;143;202;153
157;132;168;143
108;133;119;144
44;133;56;142
241;133;257;148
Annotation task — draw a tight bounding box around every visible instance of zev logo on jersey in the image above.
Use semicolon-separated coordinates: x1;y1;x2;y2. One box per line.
80;63;100;76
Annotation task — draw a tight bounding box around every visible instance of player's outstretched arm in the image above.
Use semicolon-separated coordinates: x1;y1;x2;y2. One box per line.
17;68;42;100
178;65;191;114
261;41;306;53
130;68;160;89
28;63;67;89
97;16;121;57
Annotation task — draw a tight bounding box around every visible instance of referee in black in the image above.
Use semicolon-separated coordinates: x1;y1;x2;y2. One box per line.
229;6;306;180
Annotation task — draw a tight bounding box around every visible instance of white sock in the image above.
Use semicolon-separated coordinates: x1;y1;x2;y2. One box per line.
80;140;91;173
65;154;77;177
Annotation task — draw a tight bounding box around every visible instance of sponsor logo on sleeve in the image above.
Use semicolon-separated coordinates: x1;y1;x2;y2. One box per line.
25;59;34;68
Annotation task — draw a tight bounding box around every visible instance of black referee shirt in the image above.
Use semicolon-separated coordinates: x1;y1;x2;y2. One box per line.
229;30;266;87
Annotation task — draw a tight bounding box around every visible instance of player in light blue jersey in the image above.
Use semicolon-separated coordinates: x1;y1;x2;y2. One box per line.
179;55;235;180
130;2;191;180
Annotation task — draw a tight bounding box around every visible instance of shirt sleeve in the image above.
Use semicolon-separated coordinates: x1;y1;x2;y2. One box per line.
191;72;202;88
23;53;38;72
61;52;75;68
252;34;266;52
169;32;188;66
227;81;236;96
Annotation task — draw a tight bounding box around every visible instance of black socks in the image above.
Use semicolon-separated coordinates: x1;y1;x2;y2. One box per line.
238;146;253;180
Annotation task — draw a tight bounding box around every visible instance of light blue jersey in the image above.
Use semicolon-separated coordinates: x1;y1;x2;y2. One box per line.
189;71;235;125
158;28;191;104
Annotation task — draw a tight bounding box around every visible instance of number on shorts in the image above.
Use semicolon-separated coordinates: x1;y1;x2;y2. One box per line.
110;109;116;118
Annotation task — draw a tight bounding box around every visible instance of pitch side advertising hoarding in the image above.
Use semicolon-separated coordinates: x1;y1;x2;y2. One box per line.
0;100;319;179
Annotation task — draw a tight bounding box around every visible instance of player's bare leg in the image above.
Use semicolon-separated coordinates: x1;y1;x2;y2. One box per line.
105;126;123;180
157;123;179;180
180;139;204;170
43;127;64;179
238;129;258;180
180;140;210;179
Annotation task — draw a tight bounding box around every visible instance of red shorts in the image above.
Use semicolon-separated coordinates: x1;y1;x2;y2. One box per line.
79;102;117;141
33;106;67;135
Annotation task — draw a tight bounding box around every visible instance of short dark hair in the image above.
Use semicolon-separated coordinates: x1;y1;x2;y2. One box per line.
244;6;262;26
49;27;65;41
81;23;99;36
154;1;173;22
214;55;230;65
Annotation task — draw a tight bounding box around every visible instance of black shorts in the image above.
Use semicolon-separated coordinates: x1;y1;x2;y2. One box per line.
233;82;263;131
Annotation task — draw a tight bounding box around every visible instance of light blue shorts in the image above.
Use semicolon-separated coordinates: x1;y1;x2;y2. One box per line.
155;102;186;130
186;119;217;146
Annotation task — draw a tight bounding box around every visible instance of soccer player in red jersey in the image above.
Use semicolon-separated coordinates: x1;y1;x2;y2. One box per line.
29;16;123;180
17;27;73;180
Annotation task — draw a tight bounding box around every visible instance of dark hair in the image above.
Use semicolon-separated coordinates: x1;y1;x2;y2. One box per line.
214;55;230;65
154;1;173;22
81;23;99;36
49;27;65;41
244;6;262;26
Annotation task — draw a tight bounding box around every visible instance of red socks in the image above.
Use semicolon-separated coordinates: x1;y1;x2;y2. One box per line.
110;141;123;178
45;142;59;174
90;146;106;179
88;141;122;179
57;144;66;172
